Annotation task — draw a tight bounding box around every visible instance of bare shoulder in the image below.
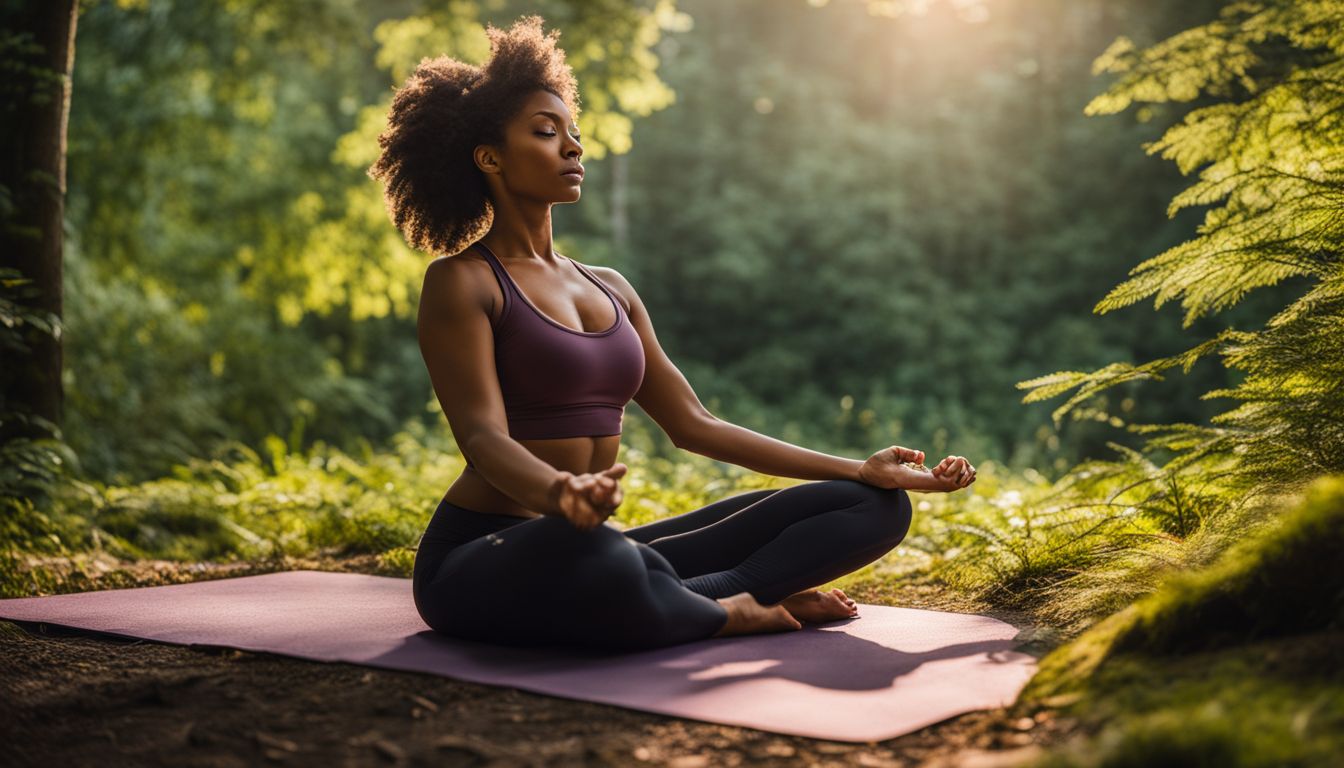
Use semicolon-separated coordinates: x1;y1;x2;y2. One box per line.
421;248;494;318
424;248;488;284
581;263;637;315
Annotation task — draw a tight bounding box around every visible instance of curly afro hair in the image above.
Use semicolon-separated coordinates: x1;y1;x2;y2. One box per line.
367;14;581;258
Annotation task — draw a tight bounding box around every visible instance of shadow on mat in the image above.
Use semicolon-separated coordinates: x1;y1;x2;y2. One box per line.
369;624;1027;694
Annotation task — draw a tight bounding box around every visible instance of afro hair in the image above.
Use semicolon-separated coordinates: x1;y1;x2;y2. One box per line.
368;14;581;258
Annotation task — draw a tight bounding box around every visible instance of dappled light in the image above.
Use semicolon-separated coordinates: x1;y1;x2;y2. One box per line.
3;0;1342;764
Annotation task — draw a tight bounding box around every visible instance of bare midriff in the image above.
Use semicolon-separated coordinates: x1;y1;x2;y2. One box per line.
441;434;623;519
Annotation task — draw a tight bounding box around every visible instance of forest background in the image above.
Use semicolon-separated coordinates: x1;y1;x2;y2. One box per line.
4;1;1342;763
20;0;1269;485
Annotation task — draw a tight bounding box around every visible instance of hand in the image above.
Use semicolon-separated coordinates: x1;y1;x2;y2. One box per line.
919;454;973;494
930;455;976;489
550;463;628;531
858;445;926;489
860;446;977;493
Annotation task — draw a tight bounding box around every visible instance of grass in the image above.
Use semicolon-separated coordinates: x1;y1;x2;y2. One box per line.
1018;474;1344;768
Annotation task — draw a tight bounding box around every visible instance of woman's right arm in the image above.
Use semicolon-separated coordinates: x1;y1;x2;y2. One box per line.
417;257;566;516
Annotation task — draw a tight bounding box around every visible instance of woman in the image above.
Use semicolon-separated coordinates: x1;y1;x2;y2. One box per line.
368;16;977;653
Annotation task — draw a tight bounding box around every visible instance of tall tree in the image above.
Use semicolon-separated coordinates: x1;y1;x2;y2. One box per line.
0;0;79;443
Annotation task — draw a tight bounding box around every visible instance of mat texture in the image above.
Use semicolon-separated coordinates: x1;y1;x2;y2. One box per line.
0;569;1037;742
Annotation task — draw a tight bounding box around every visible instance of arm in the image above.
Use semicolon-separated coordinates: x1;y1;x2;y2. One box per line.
676;419;865;482
417;257;566;516
593;267;864;483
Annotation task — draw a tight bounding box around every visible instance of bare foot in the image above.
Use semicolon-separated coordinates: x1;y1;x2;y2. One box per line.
779;588;860;624
712;592;803;638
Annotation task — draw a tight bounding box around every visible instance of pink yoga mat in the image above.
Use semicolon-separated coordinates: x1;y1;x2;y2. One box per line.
0;569;1037;742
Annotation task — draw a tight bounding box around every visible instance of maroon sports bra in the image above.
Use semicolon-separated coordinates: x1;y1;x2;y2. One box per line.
462;242;646;467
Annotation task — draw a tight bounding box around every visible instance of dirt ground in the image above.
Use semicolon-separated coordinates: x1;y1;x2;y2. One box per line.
0;556;1084;767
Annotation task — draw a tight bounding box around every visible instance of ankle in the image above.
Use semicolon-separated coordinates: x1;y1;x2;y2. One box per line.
712;596;738;637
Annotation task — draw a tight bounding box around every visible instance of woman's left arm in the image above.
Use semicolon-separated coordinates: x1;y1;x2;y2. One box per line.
679;417;866;481
592;265;863;482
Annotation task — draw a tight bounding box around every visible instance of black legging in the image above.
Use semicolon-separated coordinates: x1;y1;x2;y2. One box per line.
412;479;912;652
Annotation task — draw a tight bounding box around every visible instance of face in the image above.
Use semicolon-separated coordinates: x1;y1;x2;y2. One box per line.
475;89;585;204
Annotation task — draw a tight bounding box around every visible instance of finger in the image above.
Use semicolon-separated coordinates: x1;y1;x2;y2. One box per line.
591;480;615;504
589;484;612;505
604;463;628;477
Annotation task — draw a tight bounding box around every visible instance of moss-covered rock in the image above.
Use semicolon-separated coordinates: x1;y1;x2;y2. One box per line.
1020;475;1344;767
1110;475;1344;655
1025;474;1344;701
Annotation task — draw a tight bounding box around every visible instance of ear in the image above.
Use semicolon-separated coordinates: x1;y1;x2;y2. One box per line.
474;145;501;175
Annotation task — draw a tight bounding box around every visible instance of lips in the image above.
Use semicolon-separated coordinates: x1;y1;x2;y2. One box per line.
561;167;584;180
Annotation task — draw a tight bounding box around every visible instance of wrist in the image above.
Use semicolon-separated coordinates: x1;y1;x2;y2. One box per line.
544;471;572;517
854;459;873;485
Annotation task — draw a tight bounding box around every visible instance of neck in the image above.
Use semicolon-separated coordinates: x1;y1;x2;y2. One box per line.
480;197;559;263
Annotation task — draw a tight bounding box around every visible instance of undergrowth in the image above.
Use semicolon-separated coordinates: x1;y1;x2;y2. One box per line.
1021;474;1344;768
3;416;1291;652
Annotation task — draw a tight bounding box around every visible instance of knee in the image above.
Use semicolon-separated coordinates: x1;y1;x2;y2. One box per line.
882;486;913;546
838;480;913;548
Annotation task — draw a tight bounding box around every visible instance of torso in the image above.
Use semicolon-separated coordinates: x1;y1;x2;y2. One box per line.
441;245;632;520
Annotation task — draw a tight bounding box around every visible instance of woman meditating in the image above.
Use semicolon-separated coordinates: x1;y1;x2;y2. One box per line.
368;16;977;652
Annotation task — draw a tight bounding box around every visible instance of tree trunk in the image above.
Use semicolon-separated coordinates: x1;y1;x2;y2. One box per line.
0;0;78;442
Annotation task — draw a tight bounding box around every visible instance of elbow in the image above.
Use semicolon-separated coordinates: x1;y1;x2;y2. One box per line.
672;414;718;453
461;427;505;465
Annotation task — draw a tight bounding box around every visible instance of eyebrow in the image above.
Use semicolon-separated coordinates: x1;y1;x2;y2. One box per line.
533;110;579;130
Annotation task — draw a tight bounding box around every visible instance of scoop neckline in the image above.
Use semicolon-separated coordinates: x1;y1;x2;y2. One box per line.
475;242;622;337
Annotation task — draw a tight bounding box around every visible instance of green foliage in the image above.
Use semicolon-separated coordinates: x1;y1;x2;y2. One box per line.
1019;0;1344;499
1020;474;1344;768
49;0;1256;485
613;0;1236;474
0;267;75;505
0;417;805;595
0;267;92;595
60;247;399;482
1109;473;1344;655
58;0;695;483
899;438;1267;636
1025;474;1344;695
1030;663;1344;767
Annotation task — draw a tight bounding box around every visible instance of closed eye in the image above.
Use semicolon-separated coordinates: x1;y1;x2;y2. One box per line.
537;131;582;143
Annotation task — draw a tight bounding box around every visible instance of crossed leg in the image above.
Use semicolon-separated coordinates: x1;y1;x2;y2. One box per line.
624;479;912;606
413;480;911;652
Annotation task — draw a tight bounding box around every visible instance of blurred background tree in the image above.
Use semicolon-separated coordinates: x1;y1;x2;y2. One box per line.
1019;0;1344;504
9;0;1305;489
